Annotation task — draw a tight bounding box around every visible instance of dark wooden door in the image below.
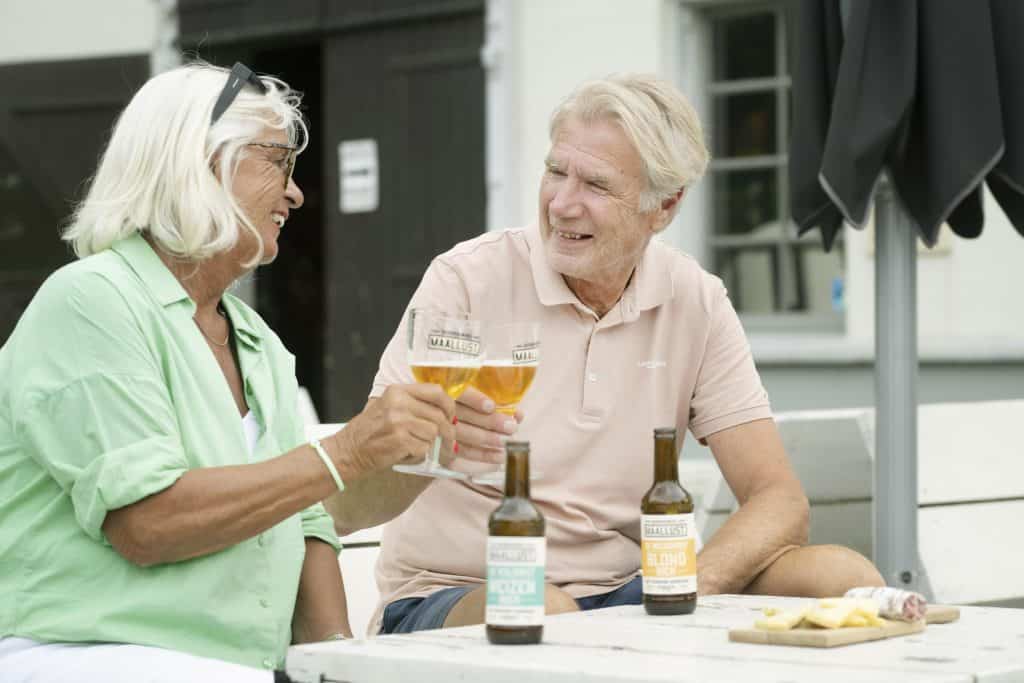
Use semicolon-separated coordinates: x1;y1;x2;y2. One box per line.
178;0;321;44
0;56;148;344
322;6;486;419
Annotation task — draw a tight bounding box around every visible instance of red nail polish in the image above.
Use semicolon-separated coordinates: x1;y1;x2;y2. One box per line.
454;442;460;454
453;416;459;425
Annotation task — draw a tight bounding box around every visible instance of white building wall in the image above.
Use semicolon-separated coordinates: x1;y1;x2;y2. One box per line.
501;0;1024;359
502;0;672;228
0;0;158;64
845;190;1024;356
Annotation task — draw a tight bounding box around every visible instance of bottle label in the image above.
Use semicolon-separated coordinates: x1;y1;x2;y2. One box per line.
486;536;546;626
641;513;697;595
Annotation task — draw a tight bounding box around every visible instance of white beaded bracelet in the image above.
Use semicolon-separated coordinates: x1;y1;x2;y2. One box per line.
310;439;345;493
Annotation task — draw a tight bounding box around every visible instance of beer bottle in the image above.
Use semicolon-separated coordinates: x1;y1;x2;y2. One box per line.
641;427;697;615
486;441;546;644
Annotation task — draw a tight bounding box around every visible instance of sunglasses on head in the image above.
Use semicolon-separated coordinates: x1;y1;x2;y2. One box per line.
211;63;299;189
211;62;268;124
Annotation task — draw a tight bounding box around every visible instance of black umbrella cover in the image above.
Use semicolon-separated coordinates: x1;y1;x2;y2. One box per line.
790;0;1024;250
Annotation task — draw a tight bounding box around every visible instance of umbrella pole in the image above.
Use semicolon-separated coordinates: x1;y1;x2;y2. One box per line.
873;175;926;596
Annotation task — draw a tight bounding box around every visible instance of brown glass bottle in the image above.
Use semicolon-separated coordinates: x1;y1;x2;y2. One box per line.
486;441;546;644
640;428;697;615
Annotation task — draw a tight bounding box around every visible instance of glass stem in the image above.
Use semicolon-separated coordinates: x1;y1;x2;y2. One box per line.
428;436;442;469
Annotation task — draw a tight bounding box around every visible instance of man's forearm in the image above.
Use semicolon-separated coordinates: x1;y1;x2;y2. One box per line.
696;484;809;595
324;467;432;536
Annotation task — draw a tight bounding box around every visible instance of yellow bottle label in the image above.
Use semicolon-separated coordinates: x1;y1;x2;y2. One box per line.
641;513;697;595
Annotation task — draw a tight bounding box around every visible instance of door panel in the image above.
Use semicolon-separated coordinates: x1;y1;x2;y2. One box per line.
323;11;485;419
0;56;148;343
178;0;320;45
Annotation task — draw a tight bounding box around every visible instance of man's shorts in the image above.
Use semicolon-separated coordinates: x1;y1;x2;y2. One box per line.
380;575;643;635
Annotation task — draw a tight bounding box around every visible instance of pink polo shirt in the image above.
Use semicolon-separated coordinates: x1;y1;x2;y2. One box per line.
367;225;771;632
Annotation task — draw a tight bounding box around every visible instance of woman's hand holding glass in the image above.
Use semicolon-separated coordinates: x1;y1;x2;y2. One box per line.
339;383;457;479
391;309;483;480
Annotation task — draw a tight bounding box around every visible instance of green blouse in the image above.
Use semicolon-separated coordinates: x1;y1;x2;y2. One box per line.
0;233;340;670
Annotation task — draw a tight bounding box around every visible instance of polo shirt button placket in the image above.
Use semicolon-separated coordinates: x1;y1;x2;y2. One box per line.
581;326;604;419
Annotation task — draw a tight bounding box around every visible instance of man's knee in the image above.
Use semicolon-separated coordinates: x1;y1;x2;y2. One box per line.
748;544;884;598
444;583;578;628
813;544;884;593
544;585;580;615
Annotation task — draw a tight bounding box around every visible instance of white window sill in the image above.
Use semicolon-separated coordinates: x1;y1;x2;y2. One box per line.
750;335;1024;365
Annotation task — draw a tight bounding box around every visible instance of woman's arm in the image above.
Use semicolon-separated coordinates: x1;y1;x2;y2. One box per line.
102;383;455;566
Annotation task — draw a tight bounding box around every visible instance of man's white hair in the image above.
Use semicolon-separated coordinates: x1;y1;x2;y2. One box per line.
63;62;307;264
549;73;709;213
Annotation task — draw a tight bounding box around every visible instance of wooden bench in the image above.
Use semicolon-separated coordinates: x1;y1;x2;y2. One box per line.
337;525;384;638
682;400;1024;605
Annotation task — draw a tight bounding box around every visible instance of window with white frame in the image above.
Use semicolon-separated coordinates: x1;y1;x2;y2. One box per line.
705;2;844;331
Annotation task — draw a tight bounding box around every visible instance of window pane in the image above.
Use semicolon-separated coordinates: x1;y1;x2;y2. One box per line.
717;246;776;313
797;240;845;314
715;239;846;314
713;12;776;81
713;168;778;236
713;92;777;157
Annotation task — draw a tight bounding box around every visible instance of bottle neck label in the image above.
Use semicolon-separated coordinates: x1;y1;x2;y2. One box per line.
641;513;697;595
486;536;546;627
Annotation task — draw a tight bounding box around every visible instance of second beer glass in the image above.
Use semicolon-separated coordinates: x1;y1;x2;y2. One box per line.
470;321;540;485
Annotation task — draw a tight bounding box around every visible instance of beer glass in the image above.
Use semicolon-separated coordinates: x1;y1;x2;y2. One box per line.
469;321;541;485
392;308;483;479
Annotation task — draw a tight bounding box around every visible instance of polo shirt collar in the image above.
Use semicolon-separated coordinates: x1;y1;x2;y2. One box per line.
525;223;676;315
526;223;580;307
626;235;676;314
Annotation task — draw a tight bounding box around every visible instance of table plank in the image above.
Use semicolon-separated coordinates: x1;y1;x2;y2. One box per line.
286;595;1024;683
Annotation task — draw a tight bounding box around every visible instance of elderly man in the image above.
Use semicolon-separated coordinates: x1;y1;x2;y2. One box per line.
328;73;883;635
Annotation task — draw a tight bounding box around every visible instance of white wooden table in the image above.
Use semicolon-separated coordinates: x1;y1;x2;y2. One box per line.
285;595;1024;682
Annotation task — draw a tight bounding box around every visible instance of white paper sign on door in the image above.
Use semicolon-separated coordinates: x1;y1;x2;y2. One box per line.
338;139;378;214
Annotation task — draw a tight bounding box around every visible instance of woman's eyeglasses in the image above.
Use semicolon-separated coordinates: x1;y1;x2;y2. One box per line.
247;142;298;189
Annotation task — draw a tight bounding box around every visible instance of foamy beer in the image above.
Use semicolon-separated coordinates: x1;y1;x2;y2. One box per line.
471;322;540;415
411;362;480;398
471;363;537;415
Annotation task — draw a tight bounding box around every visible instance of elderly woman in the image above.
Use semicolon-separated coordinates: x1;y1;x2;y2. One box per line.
0;63;454;681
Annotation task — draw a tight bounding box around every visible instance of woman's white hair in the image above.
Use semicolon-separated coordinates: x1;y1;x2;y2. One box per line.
550;73;709;213
63;61;307;265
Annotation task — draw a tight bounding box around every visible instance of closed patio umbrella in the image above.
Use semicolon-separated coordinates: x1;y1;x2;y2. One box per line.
789;0;1024;594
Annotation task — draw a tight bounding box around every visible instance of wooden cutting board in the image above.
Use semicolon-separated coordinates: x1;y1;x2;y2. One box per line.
924;604;960;624
728;604;960;648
